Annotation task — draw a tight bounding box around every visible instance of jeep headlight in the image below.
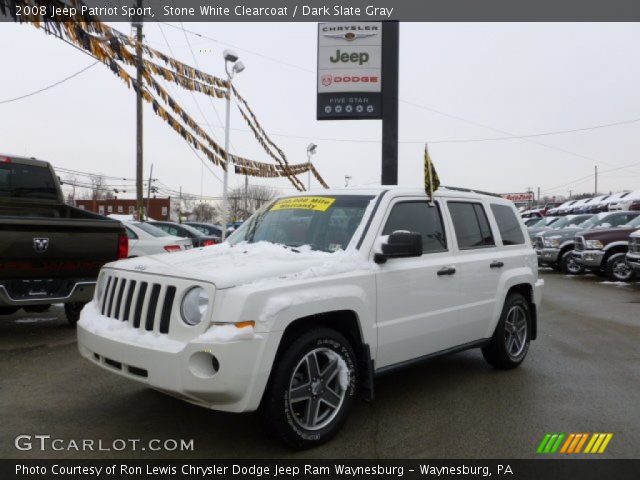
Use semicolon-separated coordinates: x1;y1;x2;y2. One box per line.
180;287;210;326
585;239;604;250
544;237;561;248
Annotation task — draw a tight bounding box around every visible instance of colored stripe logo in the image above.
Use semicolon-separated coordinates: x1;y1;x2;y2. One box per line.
537;433;613;454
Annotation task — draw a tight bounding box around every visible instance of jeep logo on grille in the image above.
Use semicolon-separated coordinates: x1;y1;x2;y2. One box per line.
33;238;49;253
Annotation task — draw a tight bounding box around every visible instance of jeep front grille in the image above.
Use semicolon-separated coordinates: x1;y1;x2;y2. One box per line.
99;274;177;334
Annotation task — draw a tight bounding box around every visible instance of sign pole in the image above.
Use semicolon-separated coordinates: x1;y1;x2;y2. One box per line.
381;21;399;185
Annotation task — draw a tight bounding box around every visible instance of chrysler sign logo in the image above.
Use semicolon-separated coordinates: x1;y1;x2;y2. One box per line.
322;31;377;42
33;238;49;253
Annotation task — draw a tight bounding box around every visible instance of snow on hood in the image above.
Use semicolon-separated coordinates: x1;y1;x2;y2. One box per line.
108;241;376;289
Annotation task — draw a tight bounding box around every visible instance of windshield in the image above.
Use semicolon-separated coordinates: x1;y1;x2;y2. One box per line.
228;195;374;252
551;215;593;229
0;162;58;200
132;222;170;237
626;216;640;228
525;218;544;227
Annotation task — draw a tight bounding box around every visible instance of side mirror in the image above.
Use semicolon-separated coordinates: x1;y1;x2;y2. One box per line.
374;231;423;264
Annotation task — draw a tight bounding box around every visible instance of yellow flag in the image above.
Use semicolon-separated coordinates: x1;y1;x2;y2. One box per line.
424;144;440;199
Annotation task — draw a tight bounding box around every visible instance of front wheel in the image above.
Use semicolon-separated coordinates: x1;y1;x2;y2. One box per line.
64;302;86;326
262;328;358;449
605;252;635;282
482;293;531;369
560;250;584;275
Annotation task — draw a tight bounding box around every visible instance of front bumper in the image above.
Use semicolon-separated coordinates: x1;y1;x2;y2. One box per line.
77;302;273;413
573;250;605;268
626;253;640;273
536;247;560;265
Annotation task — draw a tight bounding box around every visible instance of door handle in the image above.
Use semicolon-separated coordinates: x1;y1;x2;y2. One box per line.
437;266;456;276
490;261;504;269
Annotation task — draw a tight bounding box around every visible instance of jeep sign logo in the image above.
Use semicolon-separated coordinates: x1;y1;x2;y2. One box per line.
317;22;382;120
329;49;370;65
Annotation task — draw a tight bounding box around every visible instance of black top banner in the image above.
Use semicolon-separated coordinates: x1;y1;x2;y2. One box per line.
2;0;640;22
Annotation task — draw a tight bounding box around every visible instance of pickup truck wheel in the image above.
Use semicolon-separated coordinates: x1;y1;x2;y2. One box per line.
64;302;85;326
605;253;634;282
482;293;531;370
560;251;583;275
262;328;357;449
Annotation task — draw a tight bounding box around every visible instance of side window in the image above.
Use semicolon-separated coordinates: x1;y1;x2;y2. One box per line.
490;204;525;245
125;227;138;240
382;201;447;253
448;202;495;249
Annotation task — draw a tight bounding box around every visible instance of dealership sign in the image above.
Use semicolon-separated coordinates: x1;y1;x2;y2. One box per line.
317;22;382;120
501;192;534;203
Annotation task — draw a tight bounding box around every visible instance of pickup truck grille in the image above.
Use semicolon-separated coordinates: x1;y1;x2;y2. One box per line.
630;237;640;254
99;273;176;334
535;237;544;250
574;237;585;252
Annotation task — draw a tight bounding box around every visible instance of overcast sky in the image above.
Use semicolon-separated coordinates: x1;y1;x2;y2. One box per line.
2;22;640;201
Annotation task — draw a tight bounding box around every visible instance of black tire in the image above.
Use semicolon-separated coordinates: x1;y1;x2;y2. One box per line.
560;250;584;275
605;252;635;282
0;306;20;315
23;304;51;313
64;302;86;326
262;327;358;449
482;293;531;370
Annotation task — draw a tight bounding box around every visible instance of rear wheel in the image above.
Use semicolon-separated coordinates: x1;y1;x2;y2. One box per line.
262;328;358;449
560;250;583;275
605;252;634;282
64;302;85;326
482;293;531;370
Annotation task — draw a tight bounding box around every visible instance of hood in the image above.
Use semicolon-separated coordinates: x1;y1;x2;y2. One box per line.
539;226;582;238
580;227;635;241
107;241;374;289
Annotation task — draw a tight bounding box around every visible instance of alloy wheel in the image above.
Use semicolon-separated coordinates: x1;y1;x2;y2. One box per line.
288;348;347;431
504;305;528;359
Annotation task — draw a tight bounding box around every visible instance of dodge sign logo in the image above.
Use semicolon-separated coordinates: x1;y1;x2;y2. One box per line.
33;238;49;253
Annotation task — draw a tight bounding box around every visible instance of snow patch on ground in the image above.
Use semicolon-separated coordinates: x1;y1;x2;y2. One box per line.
15;317;58;324
196;324;255;342
327;350;350;391
600;281;632;287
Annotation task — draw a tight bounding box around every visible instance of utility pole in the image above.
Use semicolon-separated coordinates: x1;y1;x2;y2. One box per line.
594;165;598;194
569;190;573;198
537;186;541;206
380;21;399;185
178;186;182;223
134;0;144;221
145;163;153;220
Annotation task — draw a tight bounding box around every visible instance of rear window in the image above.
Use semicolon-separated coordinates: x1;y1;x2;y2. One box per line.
0;162;58;200
490;204;525;245
132;222;170;237
448;202;495;249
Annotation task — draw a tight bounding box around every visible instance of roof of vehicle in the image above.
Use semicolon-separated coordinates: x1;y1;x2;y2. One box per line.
285;186;511;203
0;153;50;168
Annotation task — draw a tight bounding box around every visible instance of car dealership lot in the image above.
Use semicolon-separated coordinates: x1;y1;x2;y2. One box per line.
1;272;638;459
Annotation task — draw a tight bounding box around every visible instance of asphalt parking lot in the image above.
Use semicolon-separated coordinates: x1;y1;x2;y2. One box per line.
1;271;639;459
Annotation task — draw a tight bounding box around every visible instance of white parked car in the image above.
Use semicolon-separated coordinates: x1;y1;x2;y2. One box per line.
608;190;640;211
121;220;192;257
79;188;543;448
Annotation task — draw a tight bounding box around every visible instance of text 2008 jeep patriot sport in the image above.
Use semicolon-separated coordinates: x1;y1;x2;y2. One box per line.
77;187;543;448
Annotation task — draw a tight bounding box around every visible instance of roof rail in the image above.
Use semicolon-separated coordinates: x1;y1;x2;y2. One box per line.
440;185;502;198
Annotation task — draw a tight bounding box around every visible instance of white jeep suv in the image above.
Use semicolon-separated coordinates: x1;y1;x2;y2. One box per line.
77;187;543;448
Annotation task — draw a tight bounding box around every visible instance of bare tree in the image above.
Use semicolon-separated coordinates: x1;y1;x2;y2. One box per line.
228;184;279;222
192;202;219;223
80;174;114;201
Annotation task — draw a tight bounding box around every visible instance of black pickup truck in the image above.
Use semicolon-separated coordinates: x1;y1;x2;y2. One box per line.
0;154;127;324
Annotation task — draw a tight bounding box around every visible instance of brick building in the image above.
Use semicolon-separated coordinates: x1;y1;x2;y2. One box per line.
75;197;172;220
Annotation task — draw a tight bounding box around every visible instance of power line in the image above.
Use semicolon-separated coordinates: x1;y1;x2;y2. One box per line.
0;61;99;104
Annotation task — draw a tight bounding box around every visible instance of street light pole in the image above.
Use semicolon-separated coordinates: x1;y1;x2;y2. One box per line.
220;50;244;241
306;143;317;191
